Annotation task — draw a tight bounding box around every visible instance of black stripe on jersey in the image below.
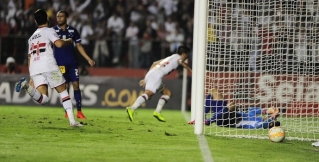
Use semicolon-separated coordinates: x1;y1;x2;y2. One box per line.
32;49;46;54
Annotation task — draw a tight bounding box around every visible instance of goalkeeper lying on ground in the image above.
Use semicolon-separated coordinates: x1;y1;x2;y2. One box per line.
188;88;280;129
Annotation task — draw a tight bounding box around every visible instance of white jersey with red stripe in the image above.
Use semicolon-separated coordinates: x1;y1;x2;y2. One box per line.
148;54;181;78
28;27;60;76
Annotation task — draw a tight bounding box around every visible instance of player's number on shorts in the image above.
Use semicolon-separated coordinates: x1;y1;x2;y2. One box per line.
75;69;79;77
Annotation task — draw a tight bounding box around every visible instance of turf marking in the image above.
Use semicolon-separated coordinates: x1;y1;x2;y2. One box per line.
182;112;214;162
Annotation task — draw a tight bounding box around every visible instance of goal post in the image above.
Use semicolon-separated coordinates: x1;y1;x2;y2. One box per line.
192;0;319;141
192;0;208;134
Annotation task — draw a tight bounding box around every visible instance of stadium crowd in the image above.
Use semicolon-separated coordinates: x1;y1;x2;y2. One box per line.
208;0;319;74
1;0;319;74
0;0;194;68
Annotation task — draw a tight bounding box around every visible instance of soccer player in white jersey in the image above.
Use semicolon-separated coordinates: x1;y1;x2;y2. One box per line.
15;9;83;127
126;46;192;122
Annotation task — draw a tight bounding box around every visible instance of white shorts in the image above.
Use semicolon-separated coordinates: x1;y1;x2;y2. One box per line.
145;72;162;93
31;70;66;89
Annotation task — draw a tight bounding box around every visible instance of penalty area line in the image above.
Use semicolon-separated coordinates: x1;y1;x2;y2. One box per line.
182;111;214;162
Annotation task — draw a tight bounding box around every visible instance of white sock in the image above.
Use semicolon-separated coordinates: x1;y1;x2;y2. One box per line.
25;85;49;104
59;90;75;124
131;94;148;110
39;95;49;104
155;95;170;113
26;84;41;101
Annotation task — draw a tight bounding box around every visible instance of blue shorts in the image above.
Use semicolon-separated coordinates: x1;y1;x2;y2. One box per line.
205;94;227;113
58;64;79;83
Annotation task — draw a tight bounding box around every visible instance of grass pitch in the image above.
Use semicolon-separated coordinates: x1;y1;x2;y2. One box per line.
0;106;319;162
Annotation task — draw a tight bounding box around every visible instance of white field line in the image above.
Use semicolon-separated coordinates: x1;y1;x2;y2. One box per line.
182;112;214;162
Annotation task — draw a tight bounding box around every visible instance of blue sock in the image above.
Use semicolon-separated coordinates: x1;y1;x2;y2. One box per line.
74;89;82;111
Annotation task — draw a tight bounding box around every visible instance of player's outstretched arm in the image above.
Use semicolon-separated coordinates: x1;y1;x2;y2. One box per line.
76;43;95;66
55;38;73;48
178;59;192;73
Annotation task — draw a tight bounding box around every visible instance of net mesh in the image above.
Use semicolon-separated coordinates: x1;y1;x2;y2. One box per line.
205;0;319;141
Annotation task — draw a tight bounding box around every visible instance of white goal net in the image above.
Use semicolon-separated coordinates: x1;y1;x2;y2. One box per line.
202;0;319;141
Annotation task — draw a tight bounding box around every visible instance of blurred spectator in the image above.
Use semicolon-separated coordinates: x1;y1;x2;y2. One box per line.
7;0;17;21
0;17;11;64
150;17;158;31
157;0;178;16
142;19;157;39
156;8;166;25
249;24;262;72
230;25;247;55
0;0;197;68
107;12;125;65
156;23;169;58
164;16;175;34
78;19;94;66
69;0;91;14
43;2;55;23
140;31;152;69
35;0;48;8
125;21;140;68
93;0;107;24
129;5;143;28
295;28;308;62
147;1;159;15
0;18;10;36
1;56;21;74
92;20;109;67
25;14;37;35
166;26;185;53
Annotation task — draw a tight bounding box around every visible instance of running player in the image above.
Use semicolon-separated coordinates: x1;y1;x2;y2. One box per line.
15;9;83;127
126;46;192;122
53;10;95;119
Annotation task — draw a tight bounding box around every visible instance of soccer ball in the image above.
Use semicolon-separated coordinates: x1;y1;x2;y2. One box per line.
268;126;285;143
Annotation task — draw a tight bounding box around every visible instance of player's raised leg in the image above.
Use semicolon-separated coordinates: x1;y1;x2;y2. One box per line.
16;77;50;105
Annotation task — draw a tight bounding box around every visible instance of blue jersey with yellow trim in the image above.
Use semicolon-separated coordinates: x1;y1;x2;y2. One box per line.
53;25;81;65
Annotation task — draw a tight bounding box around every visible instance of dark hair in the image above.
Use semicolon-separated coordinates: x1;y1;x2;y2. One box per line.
57;10;69;18
34;9;48;25
177;46;190;55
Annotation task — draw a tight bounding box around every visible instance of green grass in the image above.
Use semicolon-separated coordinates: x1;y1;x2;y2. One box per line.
0;106;319;162
205;115;319;141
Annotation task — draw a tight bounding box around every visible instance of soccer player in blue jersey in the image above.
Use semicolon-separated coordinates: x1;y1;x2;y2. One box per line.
53;10;95;119
189;88;280;129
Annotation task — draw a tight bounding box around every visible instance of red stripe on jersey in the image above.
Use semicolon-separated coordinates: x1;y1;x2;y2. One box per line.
30;43;46;50
38;43;46;47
